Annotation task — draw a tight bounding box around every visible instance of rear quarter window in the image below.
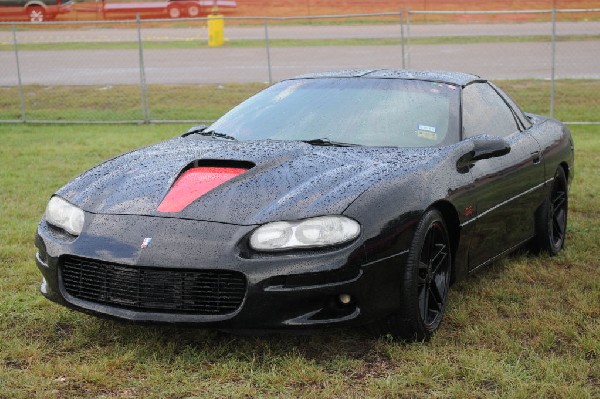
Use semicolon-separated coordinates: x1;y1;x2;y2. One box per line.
462;82;520;139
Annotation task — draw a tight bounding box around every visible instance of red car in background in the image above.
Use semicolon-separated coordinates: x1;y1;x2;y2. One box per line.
0;0;72;22
0;0;235;21
78;0;236;19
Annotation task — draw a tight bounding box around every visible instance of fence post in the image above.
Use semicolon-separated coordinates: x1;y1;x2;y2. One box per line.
399;10;405;69
406;8;411;69
136;14;150;123
12;24;26;122
264;19;273;85
550;8;556;119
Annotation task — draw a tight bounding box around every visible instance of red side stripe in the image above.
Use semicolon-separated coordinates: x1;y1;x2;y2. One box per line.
157;167;247;213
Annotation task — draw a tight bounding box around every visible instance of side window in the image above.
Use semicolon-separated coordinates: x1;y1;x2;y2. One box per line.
489;82;533;130
462;83;520;139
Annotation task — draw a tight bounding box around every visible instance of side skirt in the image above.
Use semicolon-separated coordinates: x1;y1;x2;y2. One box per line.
468;236;533;274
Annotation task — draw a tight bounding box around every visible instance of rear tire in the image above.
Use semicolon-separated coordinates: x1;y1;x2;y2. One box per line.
372;209;452;341
187;4;200;17
534;167;568;255
168;6;182;18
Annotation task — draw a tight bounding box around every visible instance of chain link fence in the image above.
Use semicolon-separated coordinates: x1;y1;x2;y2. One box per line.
1;9;599;124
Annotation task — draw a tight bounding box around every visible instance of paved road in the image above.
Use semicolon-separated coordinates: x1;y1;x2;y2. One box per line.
1;22;599;85
1;40;598;85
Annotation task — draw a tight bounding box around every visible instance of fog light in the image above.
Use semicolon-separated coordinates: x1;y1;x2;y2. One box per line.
338;293;352;305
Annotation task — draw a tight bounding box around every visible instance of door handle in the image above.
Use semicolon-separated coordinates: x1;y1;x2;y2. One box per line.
531;151;542;164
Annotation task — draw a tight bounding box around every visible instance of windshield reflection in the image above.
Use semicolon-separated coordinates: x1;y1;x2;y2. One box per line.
208;78;460;147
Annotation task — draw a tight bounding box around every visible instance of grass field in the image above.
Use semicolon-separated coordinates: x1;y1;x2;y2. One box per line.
0;90;598;397
2;80;600;123
3;34;600;52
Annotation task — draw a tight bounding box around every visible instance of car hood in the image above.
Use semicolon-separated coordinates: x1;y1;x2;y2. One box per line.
57;136;440;225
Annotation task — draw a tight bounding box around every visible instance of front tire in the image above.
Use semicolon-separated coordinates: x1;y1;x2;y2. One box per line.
374;209;452;341
534;167;568;255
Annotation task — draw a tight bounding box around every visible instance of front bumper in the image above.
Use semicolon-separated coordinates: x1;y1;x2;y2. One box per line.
35;213;407;330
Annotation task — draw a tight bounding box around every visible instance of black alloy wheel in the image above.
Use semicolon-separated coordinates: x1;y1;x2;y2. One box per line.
535;167;568;255
382;209;452;341
416;218;451;330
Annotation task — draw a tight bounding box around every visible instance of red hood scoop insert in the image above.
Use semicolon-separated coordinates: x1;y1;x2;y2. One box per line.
158;166;247;213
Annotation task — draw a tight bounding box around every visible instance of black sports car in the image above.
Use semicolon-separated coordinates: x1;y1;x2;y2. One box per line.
35;70;574;341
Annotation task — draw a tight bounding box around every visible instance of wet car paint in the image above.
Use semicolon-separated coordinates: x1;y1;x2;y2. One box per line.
35;70;574;330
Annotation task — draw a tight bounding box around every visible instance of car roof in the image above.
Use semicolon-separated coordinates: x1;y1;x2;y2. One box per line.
288;69;485;87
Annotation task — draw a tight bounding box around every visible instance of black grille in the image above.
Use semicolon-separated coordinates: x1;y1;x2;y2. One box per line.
61;256;246;315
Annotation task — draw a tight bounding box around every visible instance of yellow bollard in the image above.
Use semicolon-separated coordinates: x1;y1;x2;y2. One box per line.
207;11;224;47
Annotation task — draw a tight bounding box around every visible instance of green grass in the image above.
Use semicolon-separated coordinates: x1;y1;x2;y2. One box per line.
1;34;598;51
0;96;599;397
0;83;268;122
2;80;599;123
496;79;600;122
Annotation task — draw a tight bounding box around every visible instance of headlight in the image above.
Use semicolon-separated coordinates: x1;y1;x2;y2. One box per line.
45;196;85;236
250;215;360;251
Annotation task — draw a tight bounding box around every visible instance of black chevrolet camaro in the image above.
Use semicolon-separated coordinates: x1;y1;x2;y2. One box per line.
35;70;574;341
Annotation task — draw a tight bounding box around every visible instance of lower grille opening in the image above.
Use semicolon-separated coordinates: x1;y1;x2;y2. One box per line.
60;256;246;315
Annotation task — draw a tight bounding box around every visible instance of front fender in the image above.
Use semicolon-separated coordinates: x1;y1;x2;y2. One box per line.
343;142;477;266
24;1;48;9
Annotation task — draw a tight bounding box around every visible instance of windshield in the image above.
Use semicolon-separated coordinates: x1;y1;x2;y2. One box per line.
208;78;460;147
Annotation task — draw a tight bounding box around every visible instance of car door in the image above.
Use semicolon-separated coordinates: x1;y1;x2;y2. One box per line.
462;82;545;270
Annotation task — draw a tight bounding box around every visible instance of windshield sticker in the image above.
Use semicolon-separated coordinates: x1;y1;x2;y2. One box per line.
416;125;438;140
418;124;436;133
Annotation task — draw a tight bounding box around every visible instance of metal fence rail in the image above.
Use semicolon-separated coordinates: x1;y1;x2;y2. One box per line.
0;9;598;124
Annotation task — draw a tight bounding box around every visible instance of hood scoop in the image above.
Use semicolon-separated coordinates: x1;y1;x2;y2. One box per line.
157;161;252;213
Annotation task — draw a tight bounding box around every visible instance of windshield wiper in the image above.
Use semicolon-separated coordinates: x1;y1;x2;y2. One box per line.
200;130;237;140
182;125;237;141
301;138;360;147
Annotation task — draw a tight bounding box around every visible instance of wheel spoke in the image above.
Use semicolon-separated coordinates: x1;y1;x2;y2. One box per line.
551;187;566;244
429;278;445;312
553;208;565;241
419;283;429;320
552;219;559;237
429;227;439;258
420;229;434;265
430;243;448;275
417;261;428;284
552;191;566;210
423;286;442;325
547;173;567;241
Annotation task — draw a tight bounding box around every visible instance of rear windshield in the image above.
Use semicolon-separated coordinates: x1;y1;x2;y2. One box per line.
209;78;460;147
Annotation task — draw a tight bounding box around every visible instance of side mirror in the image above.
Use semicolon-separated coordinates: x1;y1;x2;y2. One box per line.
456;135;511;172
471;135;511;161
